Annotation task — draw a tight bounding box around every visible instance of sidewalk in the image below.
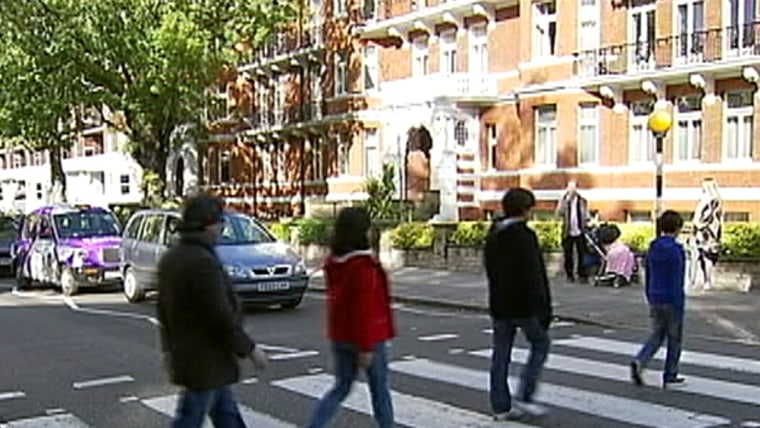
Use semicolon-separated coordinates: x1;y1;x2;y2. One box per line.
307;267;760;345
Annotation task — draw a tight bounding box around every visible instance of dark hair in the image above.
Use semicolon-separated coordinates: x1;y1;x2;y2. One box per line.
657;210;684;234
330;206;371;256
178;194;224;232
501;188;536;218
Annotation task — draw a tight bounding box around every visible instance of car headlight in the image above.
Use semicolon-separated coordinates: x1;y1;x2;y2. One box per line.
223;265;250;279
293;261;306;275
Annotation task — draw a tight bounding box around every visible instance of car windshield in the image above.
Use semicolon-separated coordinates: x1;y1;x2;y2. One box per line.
0;217;15;241
218;214;274;245
53;210;121;239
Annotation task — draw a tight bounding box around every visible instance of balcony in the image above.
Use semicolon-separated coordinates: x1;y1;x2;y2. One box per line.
575;23;760;85
239;25;325;72
245;102;325;135
359;0;514;40
378;73;497;105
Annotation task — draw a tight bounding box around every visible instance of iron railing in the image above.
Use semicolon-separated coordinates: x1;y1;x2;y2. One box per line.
248;102;324;130
575;23;760;78
240;25;324;66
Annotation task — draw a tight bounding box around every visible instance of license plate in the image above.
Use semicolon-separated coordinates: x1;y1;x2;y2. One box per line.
257;281;290;292
0;258;11;266
104;270;121;280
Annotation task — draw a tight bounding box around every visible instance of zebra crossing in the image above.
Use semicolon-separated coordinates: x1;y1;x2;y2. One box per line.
2;333;759;428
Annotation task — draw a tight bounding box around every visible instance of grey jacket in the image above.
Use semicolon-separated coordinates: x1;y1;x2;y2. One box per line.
555;193;589;238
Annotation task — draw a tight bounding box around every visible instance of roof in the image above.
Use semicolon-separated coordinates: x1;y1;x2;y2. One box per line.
29;204;111;216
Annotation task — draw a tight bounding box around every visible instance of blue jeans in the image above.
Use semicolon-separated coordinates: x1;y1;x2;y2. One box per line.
172;386;245;428
307;341;394;428
490;317;550;414
634;304;684;381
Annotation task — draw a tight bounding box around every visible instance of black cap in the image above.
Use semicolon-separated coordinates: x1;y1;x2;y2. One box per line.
178;195;224;232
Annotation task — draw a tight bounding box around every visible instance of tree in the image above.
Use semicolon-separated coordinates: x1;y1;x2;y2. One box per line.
69;0;298;198
0;0;97;202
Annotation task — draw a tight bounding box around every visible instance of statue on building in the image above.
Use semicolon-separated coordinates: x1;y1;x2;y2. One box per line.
690;178;723;291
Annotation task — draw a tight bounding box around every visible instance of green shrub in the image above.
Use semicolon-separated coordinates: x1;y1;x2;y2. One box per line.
448;221;489;247
722;222;760;259
390;222;434;249
295;218;332;246
618;223;655;254
530;221;562;251
267;223;291;242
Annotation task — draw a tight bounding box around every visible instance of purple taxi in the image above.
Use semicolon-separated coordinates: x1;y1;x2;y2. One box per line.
12;204;123;296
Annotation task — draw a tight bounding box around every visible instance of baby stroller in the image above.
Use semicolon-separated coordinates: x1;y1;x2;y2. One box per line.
584;223;638;288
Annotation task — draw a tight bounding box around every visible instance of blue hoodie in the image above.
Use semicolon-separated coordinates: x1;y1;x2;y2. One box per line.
645;235;685;308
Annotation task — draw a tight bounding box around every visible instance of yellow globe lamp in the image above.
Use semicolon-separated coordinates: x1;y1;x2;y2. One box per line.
647;109;673;136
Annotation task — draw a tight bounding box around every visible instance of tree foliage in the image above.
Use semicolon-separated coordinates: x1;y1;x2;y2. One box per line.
364;163;400;221
0;0;296;200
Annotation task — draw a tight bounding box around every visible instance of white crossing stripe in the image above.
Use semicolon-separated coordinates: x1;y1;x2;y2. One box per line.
72;375;134;389
555;335;760;375
391;359;729;428
141;394;296;428
272;373;536;428
0;391;25;401
418;333;459;342
471;348;760;406
269;350;320;361
0;413;92;427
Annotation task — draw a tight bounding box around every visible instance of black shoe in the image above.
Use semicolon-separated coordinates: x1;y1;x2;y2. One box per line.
663;376;686;389
567;275;576;283
630;361;643;386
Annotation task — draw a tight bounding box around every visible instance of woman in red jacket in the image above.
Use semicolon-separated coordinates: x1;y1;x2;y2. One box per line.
307;207;395;428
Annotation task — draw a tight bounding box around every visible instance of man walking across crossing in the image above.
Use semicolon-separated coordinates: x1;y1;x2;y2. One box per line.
630;210;687;388
484;188;552;421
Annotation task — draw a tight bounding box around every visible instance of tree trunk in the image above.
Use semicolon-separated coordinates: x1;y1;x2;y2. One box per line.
48;145;67;203
132;139;169;205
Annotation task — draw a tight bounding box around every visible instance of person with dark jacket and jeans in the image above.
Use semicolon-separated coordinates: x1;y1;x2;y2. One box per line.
157;195;268;428
555;181;590;282
484;188;552;421
307;207;395;428
630;210;686;389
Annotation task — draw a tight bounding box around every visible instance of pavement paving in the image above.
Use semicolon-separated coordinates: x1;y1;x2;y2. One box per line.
308;266;760;345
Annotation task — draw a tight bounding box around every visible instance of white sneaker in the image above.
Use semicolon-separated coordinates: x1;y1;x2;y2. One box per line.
515;400;549;417
493;408;525;421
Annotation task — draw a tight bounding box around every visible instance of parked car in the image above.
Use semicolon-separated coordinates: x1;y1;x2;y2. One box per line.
13;204;123;295
0;216;18;273
120;209;309;307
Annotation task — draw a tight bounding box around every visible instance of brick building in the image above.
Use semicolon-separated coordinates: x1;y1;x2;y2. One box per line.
198;0;760;221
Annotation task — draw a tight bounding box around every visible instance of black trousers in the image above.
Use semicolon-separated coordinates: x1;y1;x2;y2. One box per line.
562;235;587;280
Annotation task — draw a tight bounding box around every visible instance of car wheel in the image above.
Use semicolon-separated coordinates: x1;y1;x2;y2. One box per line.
123;268;145;303
282;297;302;309
60;268;79;297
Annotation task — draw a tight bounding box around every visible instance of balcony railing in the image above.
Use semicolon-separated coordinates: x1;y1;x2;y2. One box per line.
239;25;324;67
247;102;324;131
379;73;496;104
576;23;760;79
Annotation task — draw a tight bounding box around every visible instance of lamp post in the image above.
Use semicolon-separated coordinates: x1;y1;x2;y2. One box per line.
647;108;672;235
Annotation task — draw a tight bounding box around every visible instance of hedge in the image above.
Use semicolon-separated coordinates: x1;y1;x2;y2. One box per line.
389;222;434;249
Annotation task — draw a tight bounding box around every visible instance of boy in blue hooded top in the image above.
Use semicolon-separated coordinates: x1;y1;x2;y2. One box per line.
630;210;686;388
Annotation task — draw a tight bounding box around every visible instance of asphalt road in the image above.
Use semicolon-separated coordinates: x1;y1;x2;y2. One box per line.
1;279;759;428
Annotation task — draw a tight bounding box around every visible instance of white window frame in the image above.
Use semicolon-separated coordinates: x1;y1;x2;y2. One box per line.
673;0;705;64
411;37;429;77
333;0;346;17
334;54;347;96
578;0;600;52
468;23;488;73
628;100;655;165
486;124;498;170
274;75;286;124
628;3;656;71
311;139;324;180
725;0;757;56
440;30;457;75
723;90;754;161
363;45;379;92
276;144;287;182
673;95;703;163
338;135;350;176
532;0;557;59
363;129;380;178
120;174;131;195
577;103;599;165
218;150;232;183
534;105;557;166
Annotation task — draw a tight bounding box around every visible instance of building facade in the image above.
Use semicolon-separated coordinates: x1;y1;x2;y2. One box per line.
0;113;143;213
201;0;760;221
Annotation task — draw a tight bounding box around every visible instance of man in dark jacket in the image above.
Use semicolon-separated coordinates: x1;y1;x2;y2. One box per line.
484;188;552;421
157;195;267;428
555;181;589;282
